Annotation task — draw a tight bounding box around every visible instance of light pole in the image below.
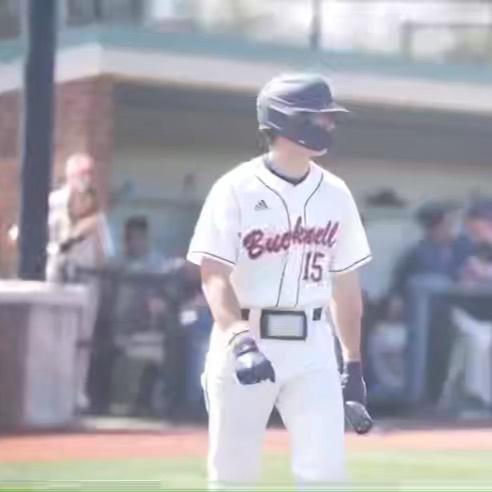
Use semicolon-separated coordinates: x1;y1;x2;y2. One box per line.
18;0;57;280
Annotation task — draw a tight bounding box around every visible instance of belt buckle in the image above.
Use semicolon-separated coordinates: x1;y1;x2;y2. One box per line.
260;310;307;341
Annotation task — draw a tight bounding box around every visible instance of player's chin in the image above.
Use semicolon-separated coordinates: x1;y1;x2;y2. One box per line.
295;142;329;158
296;147;328;159
307;148;328;158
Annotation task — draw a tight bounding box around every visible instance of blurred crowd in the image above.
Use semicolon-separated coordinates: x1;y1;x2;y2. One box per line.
45;152;209;419
364;198;492;413
389;200;492;312
44;152;492;419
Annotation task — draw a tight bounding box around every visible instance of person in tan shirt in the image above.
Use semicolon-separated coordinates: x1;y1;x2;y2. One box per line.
48;184;113;410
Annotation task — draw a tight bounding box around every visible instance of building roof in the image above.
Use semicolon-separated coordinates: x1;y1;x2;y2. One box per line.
1;25;492;113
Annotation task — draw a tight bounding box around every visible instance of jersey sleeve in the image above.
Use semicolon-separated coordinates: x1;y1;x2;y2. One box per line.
187;178;240;267
330;186;372;274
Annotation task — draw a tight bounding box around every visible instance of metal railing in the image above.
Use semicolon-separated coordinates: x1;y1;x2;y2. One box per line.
71;262;210;420
2;0;492;64
405;275;492;413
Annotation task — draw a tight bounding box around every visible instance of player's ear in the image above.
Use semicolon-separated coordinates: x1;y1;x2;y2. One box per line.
257;129;276;154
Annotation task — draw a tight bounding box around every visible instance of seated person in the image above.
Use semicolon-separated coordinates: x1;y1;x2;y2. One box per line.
383;202;459;402
387;202;458;318
122;216;165;271
113;216;169;332
454;200;492;285
112;219;195;417
111;217;168;415
453;199;492;321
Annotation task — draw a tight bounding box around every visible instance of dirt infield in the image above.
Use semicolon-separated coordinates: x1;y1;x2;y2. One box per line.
1;427;492;463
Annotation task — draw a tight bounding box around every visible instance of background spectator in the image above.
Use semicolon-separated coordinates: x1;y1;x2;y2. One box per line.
113;216;167;334
111;216;180;416
455;199;492;286
48;184;113;411
386;202;458;320
122;216;166;271
366;202;459;404
49;153;96;215
454;199;492;321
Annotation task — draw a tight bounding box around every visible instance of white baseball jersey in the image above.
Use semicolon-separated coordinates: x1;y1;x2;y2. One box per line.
188;156;371;379
188;156;371;308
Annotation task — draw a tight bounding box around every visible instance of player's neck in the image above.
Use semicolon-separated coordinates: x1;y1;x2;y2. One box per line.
268;150;311;180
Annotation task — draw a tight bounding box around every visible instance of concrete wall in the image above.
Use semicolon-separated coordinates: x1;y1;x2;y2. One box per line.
112;141;492;207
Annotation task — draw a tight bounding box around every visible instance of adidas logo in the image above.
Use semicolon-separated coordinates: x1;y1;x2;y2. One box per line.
254;200;269;211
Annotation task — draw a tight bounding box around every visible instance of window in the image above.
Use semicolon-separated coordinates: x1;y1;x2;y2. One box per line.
66;0;99;25
0;0;21;39
100;0;143;24
66;0;143;26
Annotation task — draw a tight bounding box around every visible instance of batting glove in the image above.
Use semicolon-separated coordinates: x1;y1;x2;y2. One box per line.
231;332;276;385
341;361;373;434
341;361;367;406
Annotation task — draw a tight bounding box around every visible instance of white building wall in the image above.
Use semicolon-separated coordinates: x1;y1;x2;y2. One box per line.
112;141;491;205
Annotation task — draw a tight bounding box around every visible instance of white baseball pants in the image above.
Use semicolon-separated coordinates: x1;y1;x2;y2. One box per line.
203;360;346;487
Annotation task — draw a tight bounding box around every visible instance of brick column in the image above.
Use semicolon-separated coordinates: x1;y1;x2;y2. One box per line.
54;76;115;205
0;160;19;276
0;76;115;277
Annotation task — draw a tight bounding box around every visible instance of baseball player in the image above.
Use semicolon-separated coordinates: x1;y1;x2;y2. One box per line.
187;73;372;488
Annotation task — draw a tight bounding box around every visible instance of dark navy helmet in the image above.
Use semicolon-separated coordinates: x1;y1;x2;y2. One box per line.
257;73;348;153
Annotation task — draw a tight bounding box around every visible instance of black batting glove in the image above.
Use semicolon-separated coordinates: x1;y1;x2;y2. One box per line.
231;332;276;385
341;361;367;406
342;361;373;434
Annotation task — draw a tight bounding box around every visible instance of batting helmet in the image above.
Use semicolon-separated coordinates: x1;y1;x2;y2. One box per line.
257;73;348;153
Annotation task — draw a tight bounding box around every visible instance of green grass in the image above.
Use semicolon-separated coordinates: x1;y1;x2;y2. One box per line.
0;451;491;490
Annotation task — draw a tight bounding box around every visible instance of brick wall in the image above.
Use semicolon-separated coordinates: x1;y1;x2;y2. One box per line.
0;76;115;277
0;160;19;276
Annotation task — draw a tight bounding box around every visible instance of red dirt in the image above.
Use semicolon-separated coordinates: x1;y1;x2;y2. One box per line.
0;427;491;463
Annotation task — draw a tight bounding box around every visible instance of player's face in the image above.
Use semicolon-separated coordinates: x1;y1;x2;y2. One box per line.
66;155;95;191
467;217;492;244
433;214;458;243
126;229;149;258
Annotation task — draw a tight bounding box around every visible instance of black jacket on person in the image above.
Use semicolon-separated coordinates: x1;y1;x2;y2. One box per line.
390;239;456;297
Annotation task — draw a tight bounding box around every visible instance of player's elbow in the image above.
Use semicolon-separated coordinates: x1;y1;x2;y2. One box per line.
333;271;363;318
200;258;234;302
200;257;233;284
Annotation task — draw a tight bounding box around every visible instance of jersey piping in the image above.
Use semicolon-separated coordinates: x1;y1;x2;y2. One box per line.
330;254;372;274
294;173;324;307
255;176;292;307
190;250;236;267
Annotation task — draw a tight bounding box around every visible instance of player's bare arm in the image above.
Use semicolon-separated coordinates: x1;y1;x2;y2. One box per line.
332;270;363;363
333;270;373;434
200;257;245;333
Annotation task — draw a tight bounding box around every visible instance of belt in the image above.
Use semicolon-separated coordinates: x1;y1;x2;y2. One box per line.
241;307;323;322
